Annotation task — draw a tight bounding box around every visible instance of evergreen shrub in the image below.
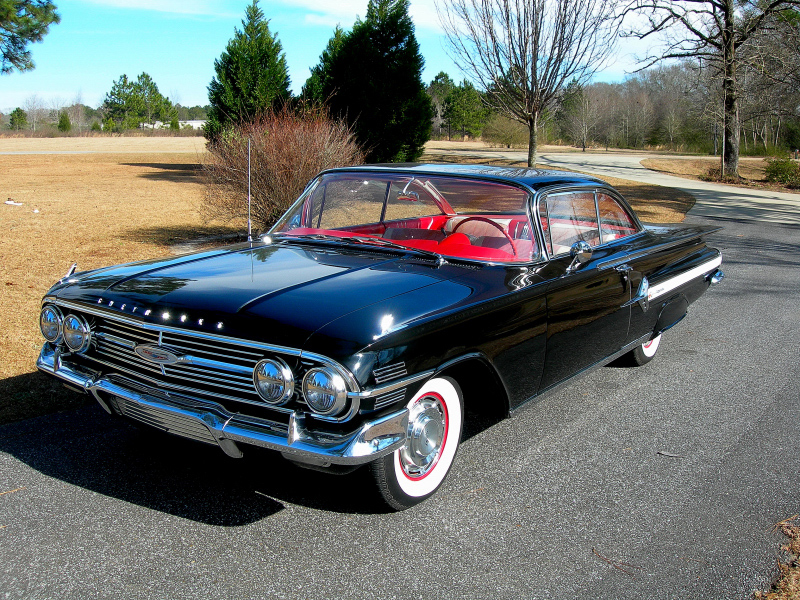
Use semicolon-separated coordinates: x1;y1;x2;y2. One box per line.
764;157;800;187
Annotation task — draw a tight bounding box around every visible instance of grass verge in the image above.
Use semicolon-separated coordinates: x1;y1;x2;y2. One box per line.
641;157;800;194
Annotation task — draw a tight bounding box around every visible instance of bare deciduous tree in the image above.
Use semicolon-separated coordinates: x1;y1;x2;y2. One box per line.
563;85;603;151
67;91;86;133
619;0;800;176
437;0;618;166
22;94;45;131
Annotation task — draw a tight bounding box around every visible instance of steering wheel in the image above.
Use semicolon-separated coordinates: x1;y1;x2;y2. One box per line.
451;216;518;256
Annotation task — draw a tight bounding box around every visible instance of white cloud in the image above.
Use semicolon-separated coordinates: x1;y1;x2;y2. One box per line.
79;0;237;17
277;0;443;32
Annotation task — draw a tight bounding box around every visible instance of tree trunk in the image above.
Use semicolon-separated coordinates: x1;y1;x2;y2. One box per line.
722;2;740;177
527;113;538;167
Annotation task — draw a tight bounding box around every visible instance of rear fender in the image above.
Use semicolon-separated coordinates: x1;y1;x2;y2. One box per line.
653;293;689;336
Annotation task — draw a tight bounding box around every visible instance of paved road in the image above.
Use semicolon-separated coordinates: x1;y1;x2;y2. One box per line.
1;164;798;598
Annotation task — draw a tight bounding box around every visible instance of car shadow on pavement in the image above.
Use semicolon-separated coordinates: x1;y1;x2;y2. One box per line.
0;404;393;525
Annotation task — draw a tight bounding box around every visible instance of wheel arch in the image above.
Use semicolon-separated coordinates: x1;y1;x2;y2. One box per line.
433;353;510;439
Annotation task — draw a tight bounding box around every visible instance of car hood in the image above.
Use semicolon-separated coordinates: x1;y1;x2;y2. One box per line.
50;242;458;348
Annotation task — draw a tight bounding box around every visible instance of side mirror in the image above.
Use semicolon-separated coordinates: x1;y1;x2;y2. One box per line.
567;241;592;271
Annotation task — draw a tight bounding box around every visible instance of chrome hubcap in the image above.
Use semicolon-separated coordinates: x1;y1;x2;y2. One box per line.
399;396;446;478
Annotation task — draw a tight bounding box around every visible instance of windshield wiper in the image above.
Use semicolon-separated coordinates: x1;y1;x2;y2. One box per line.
273;233;445;262
346;236;444;261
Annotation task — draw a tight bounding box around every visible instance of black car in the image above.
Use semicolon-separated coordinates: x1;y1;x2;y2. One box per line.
36;164;723;509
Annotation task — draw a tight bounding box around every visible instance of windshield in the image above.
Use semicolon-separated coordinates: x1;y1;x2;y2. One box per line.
271;172;538;264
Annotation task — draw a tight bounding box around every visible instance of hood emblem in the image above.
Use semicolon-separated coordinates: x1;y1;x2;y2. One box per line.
134;344;181;365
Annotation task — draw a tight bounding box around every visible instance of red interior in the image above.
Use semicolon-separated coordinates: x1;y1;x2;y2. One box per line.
284;214;534;262
285;213;636;262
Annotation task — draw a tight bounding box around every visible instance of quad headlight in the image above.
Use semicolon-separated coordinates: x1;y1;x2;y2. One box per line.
253;358;294;405
39;305;63;343
62;313;92;353
302;368;348;416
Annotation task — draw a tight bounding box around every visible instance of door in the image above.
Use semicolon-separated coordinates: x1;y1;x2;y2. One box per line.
537;190;632;391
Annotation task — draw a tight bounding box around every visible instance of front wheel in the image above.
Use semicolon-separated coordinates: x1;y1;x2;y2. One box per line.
371;377;464;510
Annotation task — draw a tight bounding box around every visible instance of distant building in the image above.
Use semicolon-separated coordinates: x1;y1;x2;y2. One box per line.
142;120;206;130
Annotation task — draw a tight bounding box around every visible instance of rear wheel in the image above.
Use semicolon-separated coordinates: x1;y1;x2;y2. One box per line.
371;377;463;510
628;334;662;366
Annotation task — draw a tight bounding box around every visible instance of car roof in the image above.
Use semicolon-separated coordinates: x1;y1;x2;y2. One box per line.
323;163;608;192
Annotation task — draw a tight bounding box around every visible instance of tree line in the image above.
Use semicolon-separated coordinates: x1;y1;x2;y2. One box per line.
2;87;210;133
4;0;800;176
425;58;800;156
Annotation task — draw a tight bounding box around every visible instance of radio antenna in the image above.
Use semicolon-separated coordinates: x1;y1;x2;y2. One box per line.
247;137;252;243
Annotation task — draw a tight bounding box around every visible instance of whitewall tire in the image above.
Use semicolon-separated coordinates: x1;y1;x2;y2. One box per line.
371;376;463;510
629;333;662;366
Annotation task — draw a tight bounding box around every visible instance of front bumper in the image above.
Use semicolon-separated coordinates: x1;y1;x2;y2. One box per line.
36;344;409;466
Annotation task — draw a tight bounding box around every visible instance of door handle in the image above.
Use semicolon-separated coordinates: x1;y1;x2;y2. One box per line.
614;263;631;286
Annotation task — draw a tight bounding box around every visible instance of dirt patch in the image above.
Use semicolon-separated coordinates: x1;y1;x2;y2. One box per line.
0;149;241;425
421;151;695;223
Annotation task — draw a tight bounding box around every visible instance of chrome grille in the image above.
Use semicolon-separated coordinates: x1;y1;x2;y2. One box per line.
373;362;408;384
108;396;217;444
86;316;271;409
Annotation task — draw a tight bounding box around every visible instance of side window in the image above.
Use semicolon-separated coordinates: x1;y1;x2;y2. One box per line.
543;191;600;255
597;193;638;243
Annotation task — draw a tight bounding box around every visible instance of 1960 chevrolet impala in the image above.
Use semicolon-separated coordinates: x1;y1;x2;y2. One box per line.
37;164;723;509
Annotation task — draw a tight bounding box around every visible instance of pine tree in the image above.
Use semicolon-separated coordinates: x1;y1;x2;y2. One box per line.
304;0;432;162
0;0;60;74
103;74;142;129
301;26;346;104
444;81;489;139
205;0;290;141
9;107;27;130
57;111;71;132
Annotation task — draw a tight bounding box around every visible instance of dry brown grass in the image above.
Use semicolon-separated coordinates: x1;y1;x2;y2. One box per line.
642;157;767;180
421;151;695;223
642;157;800;195
0;136;206;153
755;516;800;600
0;146;241;424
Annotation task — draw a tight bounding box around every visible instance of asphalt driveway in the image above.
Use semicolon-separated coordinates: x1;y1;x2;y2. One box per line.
1;158;798;599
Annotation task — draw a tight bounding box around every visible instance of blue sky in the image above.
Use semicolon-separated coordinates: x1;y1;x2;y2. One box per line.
0;0;645;114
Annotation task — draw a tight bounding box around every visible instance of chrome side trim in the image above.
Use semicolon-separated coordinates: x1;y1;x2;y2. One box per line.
37;344;408;466
373;362;408;384
348;369;434;400
648;256;722;301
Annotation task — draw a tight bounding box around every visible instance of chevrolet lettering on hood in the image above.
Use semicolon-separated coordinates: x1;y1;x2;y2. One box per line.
35;164;724;510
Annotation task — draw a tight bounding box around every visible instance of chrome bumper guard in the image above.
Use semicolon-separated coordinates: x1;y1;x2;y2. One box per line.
37;345;409;466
